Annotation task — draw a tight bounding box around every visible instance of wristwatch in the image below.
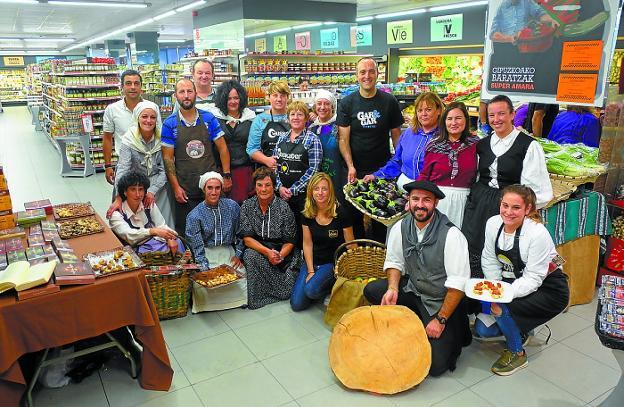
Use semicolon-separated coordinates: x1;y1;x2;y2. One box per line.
222;172;232;179
434;313;447;325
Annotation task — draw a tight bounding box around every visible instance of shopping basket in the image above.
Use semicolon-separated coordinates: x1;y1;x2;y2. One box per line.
343;183;408;227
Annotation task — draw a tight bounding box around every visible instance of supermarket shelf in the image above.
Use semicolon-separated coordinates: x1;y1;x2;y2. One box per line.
43;93;60;103
82;109;105;114
242;70;354;75
43;105;62;117
180;55;238;61
1;99;28;105
241;53;372;58
58;83;120;89
52;71;119;76
60;96;120;102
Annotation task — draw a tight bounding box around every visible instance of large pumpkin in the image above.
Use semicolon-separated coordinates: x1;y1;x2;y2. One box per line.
328;305;431;394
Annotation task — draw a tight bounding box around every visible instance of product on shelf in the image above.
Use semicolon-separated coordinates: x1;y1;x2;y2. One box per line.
0;68;27;102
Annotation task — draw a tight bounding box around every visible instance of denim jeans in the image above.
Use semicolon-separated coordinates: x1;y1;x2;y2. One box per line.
290;263;335;311
474;304;524;353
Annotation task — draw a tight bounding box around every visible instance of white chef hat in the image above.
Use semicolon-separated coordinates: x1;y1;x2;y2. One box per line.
198;171;224;191
313;89;337;112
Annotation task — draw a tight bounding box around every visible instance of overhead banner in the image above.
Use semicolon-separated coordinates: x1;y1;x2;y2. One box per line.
320;28;339;49
3;56;24;66
482;0;622;106
255;38;267;53
431;14;463;42
350;24;373;47
295;31;311;51
387;20;413;45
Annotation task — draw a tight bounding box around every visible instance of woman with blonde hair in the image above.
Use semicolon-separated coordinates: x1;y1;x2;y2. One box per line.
290;172;355;311
363;91;444;191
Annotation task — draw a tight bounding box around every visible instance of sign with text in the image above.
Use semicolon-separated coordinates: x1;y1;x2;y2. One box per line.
255;38;267;53
80;114;94;134
3;56;24;66
273;35;287;52
350;24;373;47
482;0;620;106
387;20;413;44
320;28;339;49
295;31;311;51
431;14;463;41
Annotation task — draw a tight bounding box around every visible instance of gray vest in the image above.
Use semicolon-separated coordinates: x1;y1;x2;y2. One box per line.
400;211;453;315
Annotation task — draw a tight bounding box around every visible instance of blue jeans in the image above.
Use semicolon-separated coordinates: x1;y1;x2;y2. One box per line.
290;263;335;311
474;304;524;353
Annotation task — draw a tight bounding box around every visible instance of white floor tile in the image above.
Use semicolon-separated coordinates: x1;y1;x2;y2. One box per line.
218;300;291;330
562;327;621;371
134;387;204;407
432;388;494;407
193;362;292;407
390;375;466;406
545;311;594;342
160;312;230;349
588;387;615;407
296;384;395;407
33;372;108;407
450;342;500;387
567;295;599;322
290;306;333;340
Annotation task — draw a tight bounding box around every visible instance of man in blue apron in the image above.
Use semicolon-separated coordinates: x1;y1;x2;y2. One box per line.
162;79;232;235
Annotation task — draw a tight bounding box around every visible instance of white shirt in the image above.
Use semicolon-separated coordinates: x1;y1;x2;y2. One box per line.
487;128;553;208
481;215;559;299
109;201;173;245
384;216;471;292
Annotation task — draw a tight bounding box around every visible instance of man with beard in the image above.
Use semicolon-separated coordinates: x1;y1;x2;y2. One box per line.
162;79;232;235
363;180;471;377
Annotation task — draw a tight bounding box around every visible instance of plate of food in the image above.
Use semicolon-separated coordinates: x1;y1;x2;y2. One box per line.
465;279;514;303
84;246;144;277
192;264;244;289
57;215;104;239
53;202;95;220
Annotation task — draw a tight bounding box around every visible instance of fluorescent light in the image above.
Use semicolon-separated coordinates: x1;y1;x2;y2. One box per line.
323;21;336;25
47;0;150;8
429;1;487;12
292;23;321;30
153;10;176;21
158;39;187;43
0;0;38;4
175;0;205;12
244;32;266;39
376;9;426;19
356;16;374;22
266;27;291;34
24;38;75;42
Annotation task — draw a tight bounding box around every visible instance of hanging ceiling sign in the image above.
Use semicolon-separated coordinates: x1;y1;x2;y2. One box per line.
350;25;373;47
273;35;288;52
3;56;24;66
255;38;267;53
387;20;413;45
295;32;311;51
320;28;339;49
430;14;463;42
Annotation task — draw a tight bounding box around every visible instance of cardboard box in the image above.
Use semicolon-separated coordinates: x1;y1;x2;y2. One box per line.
0;210;15;231
0;174;7;191
0;191;12;212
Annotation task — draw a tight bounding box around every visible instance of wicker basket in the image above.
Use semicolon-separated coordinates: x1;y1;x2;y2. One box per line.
549;172;602;187
343;184;408;227
544;177;578;209
333;239;388;280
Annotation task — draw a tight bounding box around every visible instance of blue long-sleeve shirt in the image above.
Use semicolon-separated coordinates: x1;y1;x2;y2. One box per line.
490;0;545;37
374;127;438;180
547;111;601;148
185;198;244;270
246;111;289;157
274;129;323;196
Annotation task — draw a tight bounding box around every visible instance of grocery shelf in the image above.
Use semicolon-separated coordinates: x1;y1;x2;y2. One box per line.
180;55;237;61
59;83;120;89
60;96;120;102
82;109;105;114
242;70;354;75
52;71;119;76
43;93;60;103
241;53;372;58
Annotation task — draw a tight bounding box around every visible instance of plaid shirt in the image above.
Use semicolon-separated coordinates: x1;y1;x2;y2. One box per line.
185;198;243;270
273;129;323;196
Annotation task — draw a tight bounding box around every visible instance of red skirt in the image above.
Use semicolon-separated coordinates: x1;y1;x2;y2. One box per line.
229;165;254;204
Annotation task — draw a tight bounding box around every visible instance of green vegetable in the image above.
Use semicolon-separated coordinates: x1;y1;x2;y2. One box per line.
563;11;609;37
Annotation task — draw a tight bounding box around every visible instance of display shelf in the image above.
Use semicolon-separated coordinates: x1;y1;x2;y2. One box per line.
58;83;120;89
0;68;26;101
51;71;119;76
240;53;372;58
60;96;120;102
242;70;355;75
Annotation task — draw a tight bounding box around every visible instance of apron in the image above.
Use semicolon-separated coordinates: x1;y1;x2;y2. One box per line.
260;111;289;158
174;114;217;200
275;132;310;192
119;208;173;253
494;223;569;334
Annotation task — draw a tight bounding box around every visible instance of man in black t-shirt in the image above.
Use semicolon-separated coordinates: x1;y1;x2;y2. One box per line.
337;57;404;240
524;103;559;137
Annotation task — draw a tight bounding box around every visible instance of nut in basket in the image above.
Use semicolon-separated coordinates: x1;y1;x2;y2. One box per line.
193;264;243;289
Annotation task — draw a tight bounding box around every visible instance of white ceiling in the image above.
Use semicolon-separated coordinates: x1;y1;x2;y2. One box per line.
0;0;466;54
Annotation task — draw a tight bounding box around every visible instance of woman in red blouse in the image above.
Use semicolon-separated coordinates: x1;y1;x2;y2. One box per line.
418;102;478;228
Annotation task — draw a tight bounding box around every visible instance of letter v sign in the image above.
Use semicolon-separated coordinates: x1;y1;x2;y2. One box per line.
444;24;452;34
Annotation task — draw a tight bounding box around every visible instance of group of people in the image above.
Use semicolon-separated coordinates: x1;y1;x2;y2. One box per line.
103;56;569;379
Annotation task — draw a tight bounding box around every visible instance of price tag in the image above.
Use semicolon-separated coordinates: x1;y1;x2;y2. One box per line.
81;114;94;134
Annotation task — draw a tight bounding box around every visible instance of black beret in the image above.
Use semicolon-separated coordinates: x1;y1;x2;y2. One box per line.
403;180;445;199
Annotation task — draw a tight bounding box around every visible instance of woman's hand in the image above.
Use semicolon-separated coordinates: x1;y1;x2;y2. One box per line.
362;174;375;183
305;271;315;283
381;288;398;305
167;238;178;255
106;196;122;219
143;192;156;208
279;186;292;200
150;227;178;240
491;303;502;316
265;156;278;171
230;256;243;269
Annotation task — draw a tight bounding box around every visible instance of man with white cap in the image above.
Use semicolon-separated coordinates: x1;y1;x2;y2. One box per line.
185;171;247;311
309;89;344;204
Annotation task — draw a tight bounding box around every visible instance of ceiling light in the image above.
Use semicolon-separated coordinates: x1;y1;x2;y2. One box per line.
0;0;38;4
356;16;374;22
323;22;336;25
266;27;291;34
47;1;150;8
24;38;75;42
376;9;426;19
153;10;176;21
292;23;321;30
175;0;205;12
244;32;266;39
429;1;487;12
158;39;187;43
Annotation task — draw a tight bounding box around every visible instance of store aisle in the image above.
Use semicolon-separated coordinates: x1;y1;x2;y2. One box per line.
0;107;621;407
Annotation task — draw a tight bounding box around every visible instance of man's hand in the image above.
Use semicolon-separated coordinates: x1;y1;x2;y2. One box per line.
105;168;115;185
223;178;233;193
144;192;156;208
347;166;357;184
425;318;445;339
106;196;122;219
151;227;178;240
230;256;243;269
174;186;188;203
362;174;375;183
279;186;292;200
381;288;398;305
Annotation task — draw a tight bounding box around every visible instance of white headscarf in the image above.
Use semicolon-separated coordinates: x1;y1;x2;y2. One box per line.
121;101;163;172
312;89;337;125
198;171;224;191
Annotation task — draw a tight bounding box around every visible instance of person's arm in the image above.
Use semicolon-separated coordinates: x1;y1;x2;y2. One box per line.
279;203;297;259
343;226;356;250
185;211;210;270
213;137;232;192
232;204;245;261
388;96;405;148
247;116;277;168
102;107;115;184
243;236;271;258
338;126;356;183
373;132;405;179
148;152;167;198
481;217;504;281
290;135;322;196
380;222;404;305
302;224;315;278
109;211;151;245
390;127;401;148
511;226;554;299
531;108;546;137
520;141;553;208
417;150;435;181
113;142;132;189
162;146;187;204
583;114;601;148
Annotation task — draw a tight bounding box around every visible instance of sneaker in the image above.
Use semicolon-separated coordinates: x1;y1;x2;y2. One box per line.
472;332;505;343
521;331;533;347
491;349;528;376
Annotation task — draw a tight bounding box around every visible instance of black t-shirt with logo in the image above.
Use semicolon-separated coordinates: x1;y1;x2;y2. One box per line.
336;90;404;174
302;205;352;266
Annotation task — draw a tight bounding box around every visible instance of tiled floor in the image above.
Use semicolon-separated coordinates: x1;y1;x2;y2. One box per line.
1;106;621;406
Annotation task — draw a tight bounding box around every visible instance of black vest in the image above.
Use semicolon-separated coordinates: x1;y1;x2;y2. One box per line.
476;131;533;188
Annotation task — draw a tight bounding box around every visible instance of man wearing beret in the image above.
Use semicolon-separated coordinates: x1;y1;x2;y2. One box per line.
364;180;472;376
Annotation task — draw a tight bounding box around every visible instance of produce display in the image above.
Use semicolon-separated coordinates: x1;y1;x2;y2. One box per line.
345;179;408;221
85;246;143;277
53;202;95;220
397;55;483;94
443;85;481;106
193;265;243;289
534;138;607;178
57;215;104;239
0;69;27;102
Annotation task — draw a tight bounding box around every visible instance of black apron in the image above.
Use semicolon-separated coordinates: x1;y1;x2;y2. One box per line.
275;132;310;192
260;111;289;158
174;114;218;200
494;223;569;334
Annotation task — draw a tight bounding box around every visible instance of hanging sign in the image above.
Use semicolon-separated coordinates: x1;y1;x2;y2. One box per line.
320;28;339;49
350;25;373;47
255;38;267;53
273;35;287;52
430;14;463;42
481;0;620;106
3;56;24;66
295;32;311;51
387;20;413;44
